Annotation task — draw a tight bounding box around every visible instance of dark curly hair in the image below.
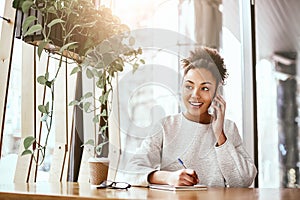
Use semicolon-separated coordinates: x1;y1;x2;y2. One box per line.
182;47;228;85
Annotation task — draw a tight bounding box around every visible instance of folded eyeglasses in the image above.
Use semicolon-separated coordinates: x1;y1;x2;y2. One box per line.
97;180;131;190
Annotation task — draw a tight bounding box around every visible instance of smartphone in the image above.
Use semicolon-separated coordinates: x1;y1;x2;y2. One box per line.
208;86;223;115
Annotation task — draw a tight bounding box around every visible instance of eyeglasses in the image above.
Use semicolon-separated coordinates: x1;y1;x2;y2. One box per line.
97;180;131;190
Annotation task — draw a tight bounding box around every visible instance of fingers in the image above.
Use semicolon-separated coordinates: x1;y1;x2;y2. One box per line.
210;94;226;141
175;169;199;186
214;94;226;110
211;94;226;119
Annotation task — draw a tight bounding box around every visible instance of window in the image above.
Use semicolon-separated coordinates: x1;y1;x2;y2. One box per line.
0;38;22;184
111;1;246;179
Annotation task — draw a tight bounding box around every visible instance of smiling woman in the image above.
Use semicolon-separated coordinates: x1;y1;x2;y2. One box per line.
119;47;257;187
181;47;227;124
181;68;217;124
110;2;249;187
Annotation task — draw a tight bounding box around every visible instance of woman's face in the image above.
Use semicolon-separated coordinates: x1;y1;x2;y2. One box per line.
182;68;217;123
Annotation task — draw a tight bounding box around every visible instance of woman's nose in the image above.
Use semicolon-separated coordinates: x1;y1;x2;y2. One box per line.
191;87;200;97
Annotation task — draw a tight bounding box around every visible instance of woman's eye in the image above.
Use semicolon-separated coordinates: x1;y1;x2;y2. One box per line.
202;87;209;91
185;85;192;90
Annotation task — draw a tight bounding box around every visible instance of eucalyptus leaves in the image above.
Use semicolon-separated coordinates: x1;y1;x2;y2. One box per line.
69;35;143;157
13;0;143;163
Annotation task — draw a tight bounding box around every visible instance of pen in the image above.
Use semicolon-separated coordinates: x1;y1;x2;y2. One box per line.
177;158;187;169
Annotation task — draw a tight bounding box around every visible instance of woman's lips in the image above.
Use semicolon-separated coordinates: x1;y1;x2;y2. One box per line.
189;101;203;107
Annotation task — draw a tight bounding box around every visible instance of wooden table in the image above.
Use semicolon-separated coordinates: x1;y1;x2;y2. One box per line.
0;182;299;200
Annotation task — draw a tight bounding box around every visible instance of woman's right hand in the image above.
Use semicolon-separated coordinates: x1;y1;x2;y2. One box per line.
166;169;199;186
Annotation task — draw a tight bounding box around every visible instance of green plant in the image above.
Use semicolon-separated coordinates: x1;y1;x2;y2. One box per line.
13;0;143;164
70;33;143;158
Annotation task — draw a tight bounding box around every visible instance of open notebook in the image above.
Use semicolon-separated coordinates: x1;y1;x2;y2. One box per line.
149;184;207;191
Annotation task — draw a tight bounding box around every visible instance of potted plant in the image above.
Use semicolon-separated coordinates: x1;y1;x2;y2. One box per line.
70;34;143;185
12;0;143;182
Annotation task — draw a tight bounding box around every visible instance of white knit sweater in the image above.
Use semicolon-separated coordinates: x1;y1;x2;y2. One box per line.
118;113;257;187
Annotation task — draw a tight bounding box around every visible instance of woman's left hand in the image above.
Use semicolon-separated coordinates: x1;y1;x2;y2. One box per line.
210;94;227;146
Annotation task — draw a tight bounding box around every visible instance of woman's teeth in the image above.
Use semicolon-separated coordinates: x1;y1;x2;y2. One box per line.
190;102;202;106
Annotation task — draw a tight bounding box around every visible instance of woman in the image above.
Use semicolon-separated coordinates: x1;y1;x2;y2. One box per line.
123;47;257;187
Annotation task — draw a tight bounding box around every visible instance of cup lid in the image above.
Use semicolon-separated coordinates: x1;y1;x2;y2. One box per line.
88;157;109;163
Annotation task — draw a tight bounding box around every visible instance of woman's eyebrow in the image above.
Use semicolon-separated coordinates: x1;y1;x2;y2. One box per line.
184;79;194;84
184;80;212;85
200;81;212;85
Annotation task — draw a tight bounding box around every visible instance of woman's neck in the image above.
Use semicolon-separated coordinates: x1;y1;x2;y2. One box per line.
182;112;212;124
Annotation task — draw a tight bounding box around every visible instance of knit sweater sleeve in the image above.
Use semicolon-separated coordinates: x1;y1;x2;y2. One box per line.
215;120;257;187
